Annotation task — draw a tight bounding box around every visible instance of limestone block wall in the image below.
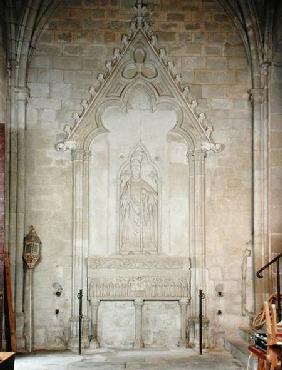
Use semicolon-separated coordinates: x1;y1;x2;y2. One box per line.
0;23;6;123
0;22;6;262
25;0;252;349
270;13;282;266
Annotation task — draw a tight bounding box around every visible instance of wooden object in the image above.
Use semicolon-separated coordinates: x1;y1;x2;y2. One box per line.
264;302;282;370
248;345;268;370
3;255;16;352
252;294;282;330
0;352;15;370
249;303;282;370
0;125;5;350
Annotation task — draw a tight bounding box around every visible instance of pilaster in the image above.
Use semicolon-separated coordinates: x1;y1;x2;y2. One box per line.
10;86;30;350
68;316;90;351
89;299;100;349
248;85;270;311
187;150;206;318
68;148;91;351
134;298;144;349
71;149;90;316
178;298;189;348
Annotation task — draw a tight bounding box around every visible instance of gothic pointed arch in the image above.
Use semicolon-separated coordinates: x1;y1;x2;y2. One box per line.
56;3;223;155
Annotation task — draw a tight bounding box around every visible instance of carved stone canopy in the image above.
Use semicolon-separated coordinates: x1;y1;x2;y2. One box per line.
55;2;223;155
63;3;220;341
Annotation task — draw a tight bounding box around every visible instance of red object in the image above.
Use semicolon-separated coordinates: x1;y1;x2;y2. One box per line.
0;123;5;255
0;124;5;350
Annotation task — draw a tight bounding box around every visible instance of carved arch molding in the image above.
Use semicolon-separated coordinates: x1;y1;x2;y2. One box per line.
56;5;222;349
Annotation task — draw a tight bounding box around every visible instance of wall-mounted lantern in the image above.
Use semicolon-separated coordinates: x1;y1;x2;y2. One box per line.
23;225;42;353
23;225;41;269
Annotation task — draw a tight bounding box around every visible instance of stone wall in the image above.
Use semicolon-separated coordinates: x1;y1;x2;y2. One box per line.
270;7;282;267
0;20;6;283
0;22;6;123
25;0;252;349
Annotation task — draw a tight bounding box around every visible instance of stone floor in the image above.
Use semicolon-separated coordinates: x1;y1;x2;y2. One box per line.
15;348;244;370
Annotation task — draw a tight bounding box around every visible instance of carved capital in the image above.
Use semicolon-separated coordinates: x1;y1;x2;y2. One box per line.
56;140;76;152
13;87;30;101
261;61;271;76
187;150;206;162
71;149;89;161
179;298;189;306
248;88;265;104
134;298;144;307
201;141;224;154
91;299;100;308
83;150;91;160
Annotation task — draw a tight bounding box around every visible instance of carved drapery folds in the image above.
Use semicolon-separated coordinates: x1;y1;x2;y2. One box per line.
119;144;158;255
56;2;223;349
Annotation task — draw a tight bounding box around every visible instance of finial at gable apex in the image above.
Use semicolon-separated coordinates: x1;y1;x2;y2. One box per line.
131;0;152;33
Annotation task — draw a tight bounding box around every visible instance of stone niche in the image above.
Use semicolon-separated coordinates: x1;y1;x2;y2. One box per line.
89;89;190;257
57;14;221;349
87;77;193;347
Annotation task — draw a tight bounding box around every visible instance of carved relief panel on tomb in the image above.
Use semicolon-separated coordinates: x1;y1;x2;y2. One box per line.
119;144;158;255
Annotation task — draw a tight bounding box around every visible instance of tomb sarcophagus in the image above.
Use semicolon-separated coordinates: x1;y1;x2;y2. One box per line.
87;255;191;348
88;255;191;301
